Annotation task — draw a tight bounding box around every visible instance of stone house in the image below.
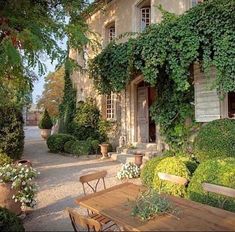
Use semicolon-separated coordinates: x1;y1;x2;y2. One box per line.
70;0;234;156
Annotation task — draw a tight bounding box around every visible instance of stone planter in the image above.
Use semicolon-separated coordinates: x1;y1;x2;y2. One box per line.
15;159;32;167
0;183;21;215
134;153;145;168
99;144;110;159
40;129;51;140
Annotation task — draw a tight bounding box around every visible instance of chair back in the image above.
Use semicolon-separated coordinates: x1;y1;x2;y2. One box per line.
79;170;107;195
202;183;235;198
66;208;101;232
158;172;189;186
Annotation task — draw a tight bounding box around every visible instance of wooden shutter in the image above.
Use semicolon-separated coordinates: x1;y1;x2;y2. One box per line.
194;64;221;122
101;95;107;119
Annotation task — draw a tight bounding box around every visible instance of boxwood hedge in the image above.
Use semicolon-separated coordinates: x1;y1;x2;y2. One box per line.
47;133;76;153
152;156;191;197
194;119;235;162
187;158;235;212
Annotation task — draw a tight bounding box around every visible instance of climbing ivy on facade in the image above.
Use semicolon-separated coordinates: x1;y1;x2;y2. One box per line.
89;0;235;150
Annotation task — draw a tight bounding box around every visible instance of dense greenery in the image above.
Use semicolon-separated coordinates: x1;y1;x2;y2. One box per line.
69;99;109;142
0;207;25;232
187;158;235;212
47;133;76;153
39;109;53;129
140;155;171;188
69;140;92;156
152;157;191;197
59;60;77;133
0;107;24;160
0;0;96;105
89;0;235;149
194;119;235;162
0;153;13;166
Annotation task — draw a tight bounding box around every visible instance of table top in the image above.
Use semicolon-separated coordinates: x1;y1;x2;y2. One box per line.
76;182;235;231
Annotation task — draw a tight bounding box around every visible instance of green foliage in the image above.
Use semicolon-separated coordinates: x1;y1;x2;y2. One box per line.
140;155;170;188
90;139;100;154
89;0;235;149
39;109;53;129
131;189;177;221
187;158;235;212
64;140;75;154
47;133;76;153
69;99;109;142
59;60;77;133
152;157;190;197
194;119;235;162
70;140;92;156
0;107;24;160
0;207;25;232
0;153;13;166
0;0;94;105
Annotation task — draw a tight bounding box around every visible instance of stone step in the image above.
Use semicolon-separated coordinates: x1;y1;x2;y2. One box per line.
132;142;158;150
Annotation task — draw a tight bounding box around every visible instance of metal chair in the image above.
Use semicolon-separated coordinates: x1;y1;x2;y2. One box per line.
79;171;119;230
66;207;101;232
202;183;235;208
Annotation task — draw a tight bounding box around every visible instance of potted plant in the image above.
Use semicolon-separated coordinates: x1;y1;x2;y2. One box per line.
0;163;38;215
134;152;145;168
39;109;53;140
99;143;110;159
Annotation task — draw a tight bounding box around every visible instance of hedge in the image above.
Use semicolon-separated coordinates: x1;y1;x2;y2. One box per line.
70;140;92;156
194;119;235;162
187;158;235;212
153;156;191;197
47;133;76;153
0;107;24;160
0;207;25;232
0;153;13;166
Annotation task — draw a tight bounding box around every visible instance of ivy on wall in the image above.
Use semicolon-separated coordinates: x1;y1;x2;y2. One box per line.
89;0;235;150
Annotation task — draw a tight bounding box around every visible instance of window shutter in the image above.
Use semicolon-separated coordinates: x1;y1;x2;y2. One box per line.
194;64;221;122
101;96;107;119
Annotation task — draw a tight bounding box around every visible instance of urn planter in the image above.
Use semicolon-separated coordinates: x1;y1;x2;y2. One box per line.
0;183;21;215
40;129;51;140
15;159;32;167
99;144;110;159
134;153;145;168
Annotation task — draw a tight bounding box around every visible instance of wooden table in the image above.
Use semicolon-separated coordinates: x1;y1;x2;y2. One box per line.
76;182;235;231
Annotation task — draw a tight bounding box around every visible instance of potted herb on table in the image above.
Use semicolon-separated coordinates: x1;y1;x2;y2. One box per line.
39;109;53;140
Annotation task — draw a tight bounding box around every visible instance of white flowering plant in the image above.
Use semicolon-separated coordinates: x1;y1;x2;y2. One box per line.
0;163;39;208
117;162;140;180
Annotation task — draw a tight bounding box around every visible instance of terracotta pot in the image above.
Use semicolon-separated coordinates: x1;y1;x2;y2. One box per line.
0;183;21;215
99;144;109;159
134;153;144;168
40;129;51;140
15;160;32;167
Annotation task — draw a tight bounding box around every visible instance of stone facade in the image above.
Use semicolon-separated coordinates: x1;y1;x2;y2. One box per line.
70;0;197;150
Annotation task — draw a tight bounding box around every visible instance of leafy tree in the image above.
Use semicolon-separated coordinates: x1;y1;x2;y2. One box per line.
39;109;53;129
0;0;97;106
37;68;64;118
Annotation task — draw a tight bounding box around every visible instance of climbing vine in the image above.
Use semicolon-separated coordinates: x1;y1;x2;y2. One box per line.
89;0;235;150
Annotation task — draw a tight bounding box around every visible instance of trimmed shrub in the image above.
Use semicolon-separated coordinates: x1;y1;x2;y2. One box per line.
47;133;76;153
0;107;24;160
63;140;75;154
70;140;92;156
140;156;169;188
91;139;100;154
153;157;191;197
0;153;13;166
194;119;235;162
187;158;235;212
0;207;25;232
175;153;198;175
39;109;53;129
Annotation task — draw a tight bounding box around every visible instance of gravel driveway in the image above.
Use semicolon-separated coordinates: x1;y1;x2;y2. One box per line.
23;127;140;231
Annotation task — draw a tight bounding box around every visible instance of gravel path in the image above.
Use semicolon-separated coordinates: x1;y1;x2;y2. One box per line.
23;127;140;231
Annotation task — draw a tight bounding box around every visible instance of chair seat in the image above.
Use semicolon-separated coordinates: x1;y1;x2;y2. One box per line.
90;213;111;225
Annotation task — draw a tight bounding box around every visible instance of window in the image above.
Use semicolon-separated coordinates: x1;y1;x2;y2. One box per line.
141;7;151;32
228;92;235;118
108;26;115;42
106;93;115;119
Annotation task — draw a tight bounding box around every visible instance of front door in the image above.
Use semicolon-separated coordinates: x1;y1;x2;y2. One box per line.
137;86;149;143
